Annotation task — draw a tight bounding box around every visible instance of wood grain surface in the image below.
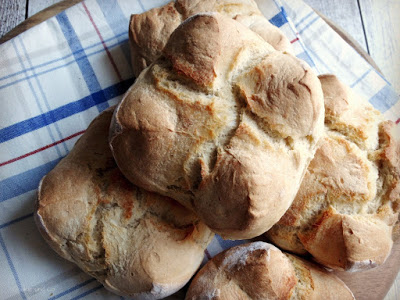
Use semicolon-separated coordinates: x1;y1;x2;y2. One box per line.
303;0;368;52
303;0;400;95
0;1;399;299
28;0;63;16
0;0;26;38
0;0;81;44
316;12;381;72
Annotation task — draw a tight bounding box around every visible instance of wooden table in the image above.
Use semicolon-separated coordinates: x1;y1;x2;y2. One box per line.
0;0;399;299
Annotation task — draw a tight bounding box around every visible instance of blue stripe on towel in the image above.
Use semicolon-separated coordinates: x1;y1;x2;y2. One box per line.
369;85;399;112
96;0;131;62
269;9;288;28
0;158;62;203
0;232;27;299
56;11;109;112
0;78;133;143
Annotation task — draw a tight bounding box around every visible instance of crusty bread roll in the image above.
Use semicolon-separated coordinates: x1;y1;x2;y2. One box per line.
110;13;325;239
35;108;214;299
185;242;355;299
267;74;400;271
129;0;293;77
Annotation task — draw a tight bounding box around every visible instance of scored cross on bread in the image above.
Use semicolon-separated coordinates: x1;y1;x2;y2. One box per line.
267;75;400;271
186;242;355;299
129;0;293;78
36;108;214;299
109;13;325;239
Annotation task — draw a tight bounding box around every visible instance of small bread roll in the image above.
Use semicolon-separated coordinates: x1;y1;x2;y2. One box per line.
35;108;214;299
129;0;293;77
267;75;400;271
110;13;325;239
185;242;355;299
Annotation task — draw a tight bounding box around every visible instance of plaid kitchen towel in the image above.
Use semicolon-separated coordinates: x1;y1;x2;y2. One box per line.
0;0;398;299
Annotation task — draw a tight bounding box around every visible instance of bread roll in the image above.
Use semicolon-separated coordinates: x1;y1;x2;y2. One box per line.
129;0;293;77
185;242;355;299
35;108;214;299
267;74;400;271
110;13;325;239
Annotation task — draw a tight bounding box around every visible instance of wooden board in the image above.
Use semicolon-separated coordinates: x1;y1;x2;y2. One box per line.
0;1;399;299
335;236;400;300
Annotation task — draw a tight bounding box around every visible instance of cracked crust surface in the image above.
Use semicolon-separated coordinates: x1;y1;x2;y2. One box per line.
110;13;324;239
35;108;214;299
267;74;400;271
185;242;354;300
129;0;293;77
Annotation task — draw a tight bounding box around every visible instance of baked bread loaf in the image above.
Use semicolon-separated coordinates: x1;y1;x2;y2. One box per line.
267;74;400;271
185;241;355;299
129;0;293;77
110;13;325;239
35;108;214;299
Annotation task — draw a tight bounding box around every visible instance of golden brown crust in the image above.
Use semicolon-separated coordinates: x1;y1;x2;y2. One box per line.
267;75;400;271
297;209;393;270
236;52;323;138
234;14;293;52
110;14;324;239
35;108;214;299
377;121;400;210
163;14;221;87
286;254;355;300
175;0;260;19
129;0;293;77
278;135;375;228
129;2;183;77
185;242;354;300
185;242;297;300
319;74;382;150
